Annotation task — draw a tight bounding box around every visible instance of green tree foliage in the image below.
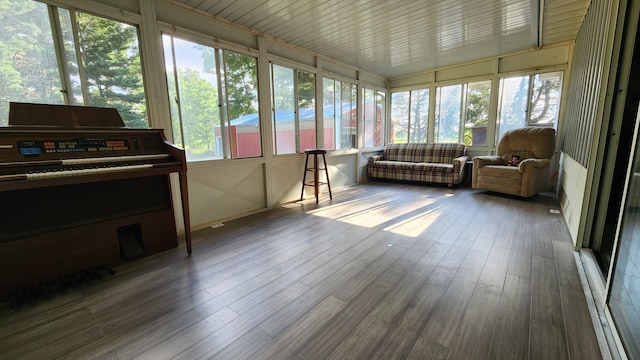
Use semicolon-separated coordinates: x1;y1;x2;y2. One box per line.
297;71;315;108
465;82;491;127
437;85;462;143
501;77;529;133
271;65;315;111
391;91;409;143
0;2;147;127
167;38;262;159
76;12;147;128
176;68;218;157
0;0;63;125
224;51;258;120
464;81;491;145
410;89;429;143
197;47;258;119
271;64;294;111
530;77;560;125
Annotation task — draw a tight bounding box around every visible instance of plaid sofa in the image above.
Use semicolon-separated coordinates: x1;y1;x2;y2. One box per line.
368;143;468;186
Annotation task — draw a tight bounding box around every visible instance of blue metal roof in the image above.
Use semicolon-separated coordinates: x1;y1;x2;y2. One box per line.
229;102;357;126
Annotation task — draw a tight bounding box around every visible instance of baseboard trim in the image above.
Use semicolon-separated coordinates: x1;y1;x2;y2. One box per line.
575;249;627;360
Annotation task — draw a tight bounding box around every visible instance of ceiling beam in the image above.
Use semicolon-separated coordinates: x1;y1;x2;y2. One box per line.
531;0;544;48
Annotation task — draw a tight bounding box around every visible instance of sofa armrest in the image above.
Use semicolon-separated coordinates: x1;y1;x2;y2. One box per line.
450;155;469;185
453;155;469;164
453;155;469;171
473;155;503;167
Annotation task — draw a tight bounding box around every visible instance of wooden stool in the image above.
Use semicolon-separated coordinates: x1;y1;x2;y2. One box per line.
300;149;332;204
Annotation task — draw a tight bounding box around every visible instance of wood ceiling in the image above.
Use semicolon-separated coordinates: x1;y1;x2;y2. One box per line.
169;0;591;78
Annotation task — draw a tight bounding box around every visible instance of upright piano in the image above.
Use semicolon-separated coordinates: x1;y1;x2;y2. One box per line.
0;102;191;298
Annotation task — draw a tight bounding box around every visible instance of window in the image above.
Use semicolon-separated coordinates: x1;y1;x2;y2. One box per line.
497;76;529;138
224;51;261;158
163;35;260;161
271;64;316;154
497;71;562;140
435;84;463;143
322;78;357;150
0;1;147;127
463;81;491;146
433;80;492;145
363;88;385;148
391;89;429;143
530;72;562;126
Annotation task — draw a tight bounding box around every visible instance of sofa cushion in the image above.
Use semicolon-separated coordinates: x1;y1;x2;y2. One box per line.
383;143;465;163
370;160;453;173
383;143;422;162
411;162;453;173
474;165;523;196
426;143;465;164
477;164;523;180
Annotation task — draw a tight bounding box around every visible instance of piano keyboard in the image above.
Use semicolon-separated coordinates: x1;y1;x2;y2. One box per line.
25;164;154;179
60;154;169;166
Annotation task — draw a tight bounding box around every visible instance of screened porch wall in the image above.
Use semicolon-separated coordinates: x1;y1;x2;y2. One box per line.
32;0;572;231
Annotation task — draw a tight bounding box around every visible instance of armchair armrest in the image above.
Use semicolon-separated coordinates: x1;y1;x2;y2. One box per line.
518;158;550;173
472;155;503;167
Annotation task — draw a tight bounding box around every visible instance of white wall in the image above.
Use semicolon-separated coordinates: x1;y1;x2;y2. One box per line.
557;152;588;244
187;160;267;229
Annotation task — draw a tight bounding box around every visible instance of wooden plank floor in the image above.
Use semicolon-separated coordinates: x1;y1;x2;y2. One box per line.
0;182;603;359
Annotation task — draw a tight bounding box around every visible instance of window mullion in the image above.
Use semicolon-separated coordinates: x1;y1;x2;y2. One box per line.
169;37;186;149
333;80;338;149
294;70;300;153
407;90;413;143
270;63;278;155
460;83;468;144
435;87;441;141
215;49;230;159
47;5;71;105
68;9;90;105
496;79;505;144
526;74;535;125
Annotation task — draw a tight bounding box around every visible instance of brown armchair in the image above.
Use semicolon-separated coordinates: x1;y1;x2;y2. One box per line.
472;127;556;197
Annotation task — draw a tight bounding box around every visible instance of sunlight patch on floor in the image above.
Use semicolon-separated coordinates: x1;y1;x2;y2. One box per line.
383;205;443;237
308;196;439;230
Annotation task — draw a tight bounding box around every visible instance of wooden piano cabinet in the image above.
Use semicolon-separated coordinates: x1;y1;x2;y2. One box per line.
0;103;191;298
0;209;177;298
0;176;179;298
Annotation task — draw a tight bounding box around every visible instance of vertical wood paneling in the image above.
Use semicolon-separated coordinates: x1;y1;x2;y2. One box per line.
562;0;618;166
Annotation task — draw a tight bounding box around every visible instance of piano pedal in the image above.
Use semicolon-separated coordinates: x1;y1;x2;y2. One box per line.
28;286;42;304
99;265;115;276
85;268;99;281
8;290;24;310
57;274;81;292
4;266;115;310
76;271;91;284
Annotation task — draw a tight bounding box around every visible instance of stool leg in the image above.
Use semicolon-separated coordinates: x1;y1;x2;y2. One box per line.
314;154;319;204
322;153;332;199
300;153;310;201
